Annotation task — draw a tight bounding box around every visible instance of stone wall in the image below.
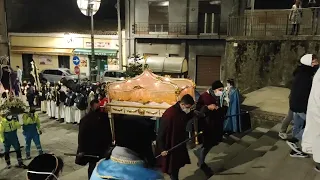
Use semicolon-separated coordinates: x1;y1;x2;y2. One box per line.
224;36;320;93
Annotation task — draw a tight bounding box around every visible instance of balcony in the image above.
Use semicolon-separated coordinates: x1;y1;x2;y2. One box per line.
228;8;320;37
134;22;228;39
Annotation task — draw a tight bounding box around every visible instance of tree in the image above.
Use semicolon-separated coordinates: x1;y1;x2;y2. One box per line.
124;54;148;78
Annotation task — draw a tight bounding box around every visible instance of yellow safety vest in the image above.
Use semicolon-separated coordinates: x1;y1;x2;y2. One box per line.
22;113;40;129
0;118;21;142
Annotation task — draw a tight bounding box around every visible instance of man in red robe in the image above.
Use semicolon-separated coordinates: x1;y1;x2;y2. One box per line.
193;80;227;177
157;94;195;180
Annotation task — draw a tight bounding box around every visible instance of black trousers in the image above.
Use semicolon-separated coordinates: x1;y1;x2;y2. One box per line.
88;162;97;180
291;24;300;35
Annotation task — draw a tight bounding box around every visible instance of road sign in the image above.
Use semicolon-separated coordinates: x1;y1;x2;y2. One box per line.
74;66;80;75
73;56;80;66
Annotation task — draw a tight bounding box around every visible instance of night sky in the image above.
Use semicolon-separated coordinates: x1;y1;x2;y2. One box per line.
6;0;124;32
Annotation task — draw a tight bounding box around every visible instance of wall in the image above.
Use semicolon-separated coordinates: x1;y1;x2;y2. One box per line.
188;40;226;82
224;37;320;93
136;39;185;56
0;0;8;57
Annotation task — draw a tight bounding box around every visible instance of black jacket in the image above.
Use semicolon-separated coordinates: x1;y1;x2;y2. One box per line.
290;65;317;113
76;111;112;165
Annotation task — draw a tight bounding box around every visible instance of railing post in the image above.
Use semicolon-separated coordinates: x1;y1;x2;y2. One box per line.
286;15;289;35
265;12;267;36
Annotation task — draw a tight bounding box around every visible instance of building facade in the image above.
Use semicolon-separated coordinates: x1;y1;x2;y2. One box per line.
125;0;237;87
9;32;126;80
0;0;9;57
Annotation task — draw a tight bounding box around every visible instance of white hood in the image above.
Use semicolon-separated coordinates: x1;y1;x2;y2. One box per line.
300;54;313;66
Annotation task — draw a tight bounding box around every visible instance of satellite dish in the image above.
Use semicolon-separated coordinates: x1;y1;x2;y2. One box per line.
77;0;101;16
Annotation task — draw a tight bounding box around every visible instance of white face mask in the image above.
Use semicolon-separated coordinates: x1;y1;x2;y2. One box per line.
214;91;223;97
27;170;59;180
227;83;231;88
182;107;191;114
7;115;12;120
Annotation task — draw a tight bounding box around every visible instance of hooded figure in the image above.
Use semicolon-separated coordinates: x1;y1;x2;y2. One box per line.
90;115;163;180
64;88;76;124
301;59;320;169
27;154;64;180
287;54;319;158
221;79;241;133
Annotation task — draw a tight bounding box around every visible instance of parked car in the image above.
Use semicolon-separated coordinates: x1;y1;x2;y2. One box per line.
100;70;126;83
40;68;88;83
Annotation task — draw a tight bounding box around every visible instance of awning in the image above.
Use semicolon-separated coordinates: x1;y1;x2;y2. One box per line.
10;47;73;55
128;56;188;74
74;49;118;56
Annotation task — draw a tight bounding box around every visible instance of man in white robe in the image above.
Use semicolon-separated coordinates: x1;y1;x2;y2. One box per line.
302;66;320;171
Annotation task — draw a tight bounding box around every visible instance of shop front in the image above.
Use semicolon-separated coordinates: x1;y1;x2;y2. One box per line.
8;33;125;81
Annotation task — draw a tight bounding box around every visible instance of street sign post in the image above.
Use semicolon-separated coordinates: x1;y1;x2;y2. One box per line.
73;56;80;66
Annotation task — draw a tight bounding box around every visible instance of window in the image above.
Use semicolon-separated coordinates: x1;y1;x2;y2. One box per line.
58;56;70;69
148;1;169;33
169;54;179;57
198;1;221;34
64;70;74;75
56;70;63;76
116;72;126;77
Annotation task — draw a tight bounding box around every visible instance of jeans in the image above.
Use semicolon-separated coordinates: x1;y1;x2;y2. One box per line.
25;133;43;157
88;162;97;180
280;109;293;133
292;112;306;141
170;169;180;180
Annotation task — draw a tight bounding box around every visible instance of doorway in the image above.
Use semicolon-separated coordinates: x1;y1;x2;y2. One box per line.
196;56;221;86
22;54;33;81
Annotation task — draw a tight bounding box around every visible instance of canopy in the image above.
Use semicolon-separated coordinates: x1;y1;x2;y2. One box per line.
128;56;188;74
11;47;73;56
74;49;117;56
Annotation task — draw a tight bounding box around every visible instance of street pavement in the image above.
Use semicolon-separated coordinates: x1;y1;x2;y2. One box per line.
0;112;87;180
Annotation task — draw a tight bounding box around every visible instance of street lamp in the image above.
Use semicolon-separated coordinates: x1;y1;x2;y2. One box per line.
77;0;101;81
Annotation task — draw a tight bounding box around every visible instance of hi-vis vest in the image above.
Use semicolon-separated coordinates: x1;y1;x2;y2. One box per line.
0;118;21;142
23;114;40;129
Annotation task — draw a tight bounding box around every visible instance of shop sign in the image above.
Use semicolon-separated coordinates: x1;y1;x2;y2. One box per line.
85;41;117;49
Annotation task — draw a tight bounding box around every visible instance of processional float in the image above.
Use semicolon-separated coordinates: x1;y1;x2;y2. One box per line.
105;69;200;144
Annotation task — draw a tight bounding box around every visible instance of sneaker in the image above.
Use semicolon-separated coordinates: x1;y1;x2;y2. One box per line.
286;140;300;153
6;164;11;169
16;163;28;169
290;150;309;158
279;132;288;140
25;156;32;160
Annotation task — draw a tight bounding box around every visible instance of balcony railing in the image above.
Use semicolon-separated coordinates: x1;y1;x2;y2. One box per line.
134;22;228;36
228;7;320;37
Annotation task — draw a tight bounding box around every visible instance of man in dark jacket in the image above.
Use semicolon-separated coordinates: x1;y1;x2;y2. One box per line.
76;99;112;180
193;80;227;177
157;94;195;180
287;54;319;158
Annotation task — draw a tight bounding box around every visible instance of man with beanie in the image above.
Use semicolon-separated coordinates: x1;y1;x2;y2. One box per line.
193;80;227;178
287;54;319;158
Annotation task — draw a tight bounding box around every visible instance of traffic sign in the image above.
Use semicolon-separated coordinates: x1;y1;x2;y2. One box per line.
74;66;80;75
73;56;80;66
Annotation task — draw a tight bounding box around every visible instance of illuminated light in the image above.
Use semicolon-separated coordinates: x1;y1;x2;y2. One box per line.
137;79;140;81
115;85;120;88
182;86;186;89
5;90;8;93
146;74;149;76
154;82;159;86
127;80;132;83
120;77;125;80
164;78;170;81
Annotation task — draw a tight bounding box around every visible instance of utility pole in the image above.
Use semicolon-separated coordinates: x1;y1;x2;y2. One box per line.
117;0;123;70
89;0;96;81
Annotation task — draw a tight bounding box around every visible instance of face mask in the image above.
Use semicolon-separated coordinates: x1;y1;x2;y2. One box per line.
214;91;223;97
182;107;191;114
227;83;231;88
27;170;59;180
7;115;12;120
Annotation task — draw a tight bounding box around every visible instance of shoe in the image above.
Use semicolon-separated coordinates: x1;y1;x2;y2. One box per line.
289;150;309;158
315;166;320;173
16;163;28;169
200;164;214;178
286;139;300;153
6;164;11;169
25;156;32;160
279;132;288;140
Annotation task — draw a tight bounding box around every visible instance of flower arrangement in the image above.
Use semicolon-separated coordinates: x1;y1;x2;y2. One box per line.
0;97;26;115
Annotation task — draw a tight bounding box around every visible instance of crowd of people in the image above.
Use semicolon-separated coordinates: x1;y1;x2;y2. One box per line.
0;69;245;180
279;53;320;172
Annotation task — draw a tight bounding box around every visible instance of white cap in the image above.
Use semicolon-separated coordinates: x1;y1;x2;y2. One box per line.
300;54;313;66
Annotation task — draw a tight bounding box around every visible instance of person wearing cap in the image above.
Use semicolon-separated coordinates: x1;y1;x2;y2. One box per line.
0;113;27;169
90;115;163;180
22;108;43;160
287;54;319;158
27;153;64;180
193;80;227;178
